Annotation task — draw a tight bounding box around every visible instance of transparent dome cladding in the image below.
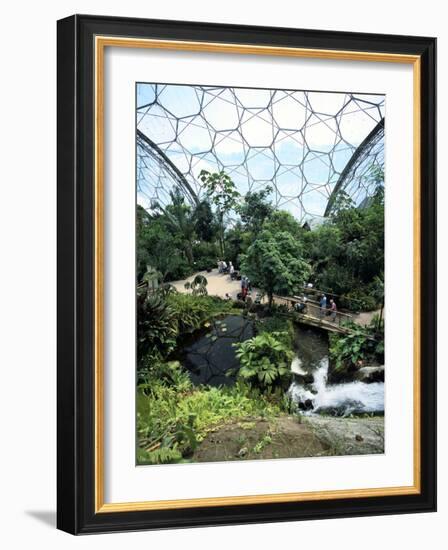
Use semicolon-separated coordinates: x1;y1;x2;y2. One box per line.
137;84;385;222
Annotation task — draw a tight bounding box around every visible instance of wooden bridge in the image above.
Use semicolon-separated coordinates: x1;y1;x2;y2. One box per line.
271;294;356;335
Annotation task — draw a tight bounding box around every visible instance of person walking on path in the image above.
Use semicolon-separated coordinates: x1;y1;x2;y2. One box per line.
329;298;337;322
319;294;327;317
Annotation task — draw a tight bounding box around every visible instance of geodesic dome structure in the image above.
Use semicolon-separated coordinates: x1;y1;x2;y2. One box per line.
137;84;384;222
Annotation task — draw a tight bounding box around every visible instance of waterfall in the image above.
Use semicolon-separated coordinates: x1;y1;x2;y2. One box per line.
288;357;384;416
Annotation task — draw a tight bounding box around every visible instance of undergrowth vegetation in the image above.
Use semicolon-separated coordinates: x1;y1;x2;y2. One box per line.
137;361;284;465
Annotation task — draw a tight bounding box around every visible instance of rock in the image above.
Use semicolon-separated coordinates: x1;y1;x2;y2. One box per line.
355;366;384;383
298;398;314;411
237;447;248;458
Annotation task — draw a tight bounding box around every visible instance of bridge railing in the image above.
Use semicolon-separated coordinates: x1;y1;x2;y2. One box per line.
272;294;353;328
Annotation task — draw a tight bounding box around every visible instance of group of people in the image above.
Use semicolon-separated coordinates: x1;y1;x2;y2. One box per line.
319;294;338;322
217;260;235;278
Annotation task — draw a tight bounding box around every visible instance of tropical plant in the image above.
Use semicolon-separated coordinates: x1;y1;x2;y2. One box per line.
238;186;273;234
136;206;188;282
233;332;293;388
137;292;178;367
329;319;384;375
163;188;197;265
199;170;240;256
193;199;217;242
136;378;284;464
184;274;208;296
241;229;311;308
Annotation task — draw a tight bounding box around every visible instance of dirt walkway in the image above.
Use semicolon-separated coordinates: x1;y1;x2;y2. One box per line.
172;270;380;329
172;269;260;300
191;415;384;463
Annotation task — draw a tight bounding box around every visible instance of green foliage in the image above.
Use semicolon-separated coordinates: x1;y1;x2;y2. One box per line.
192;240;219;270
166;293;232;334
193;199;217;242
199;170;240;256
199;169;240;213
304;184;384;310
137;292;178;366
329;318;384;375
137;446;183;465
262;210;303;238
233;332;293;389
184;274;208;296
138;359;193;392
137;378;283;464
223;222;251;267
330;329;368;372
241;229;311;307
163;189;197;265
238;186;274;234
136;205;189;282
256;315;295;349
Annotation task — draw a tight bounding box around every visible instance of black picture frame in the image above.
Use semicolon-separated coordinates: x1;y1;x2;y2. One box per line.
57;14;436;535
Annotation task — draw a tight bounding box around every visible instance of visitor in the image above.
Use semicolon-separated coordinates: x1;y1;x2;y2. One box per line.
229;262;234;277
217;260;222;273
241;276;247;290
319;294;327;317
221;260;227;273
241;285;248;301
295;296;307;313
330;299;337;322
225;292;232;301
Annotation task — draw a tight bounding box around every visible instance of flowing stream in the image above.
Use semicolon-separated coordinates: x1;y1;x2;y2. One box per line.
177;316;384;416
288;326;384;416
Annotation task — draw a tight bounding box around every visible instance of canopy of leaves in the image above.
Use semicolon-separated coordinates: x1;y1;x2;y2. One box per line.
303;188;384;310
241;229;311;305
238;186;273;234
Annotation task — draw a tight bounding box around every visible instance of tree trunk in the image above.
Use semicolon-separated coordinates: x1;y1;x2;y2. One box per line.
218;211;225;257
184;242;194;265
378;302;384;332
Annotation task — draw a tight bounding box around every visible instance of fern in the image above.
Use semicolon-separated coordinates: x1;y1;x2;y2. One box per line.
138;446;183;465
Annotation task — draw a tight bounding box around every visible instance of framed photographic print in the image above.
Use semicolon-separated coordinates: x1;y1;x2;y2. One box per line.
57;14;436;534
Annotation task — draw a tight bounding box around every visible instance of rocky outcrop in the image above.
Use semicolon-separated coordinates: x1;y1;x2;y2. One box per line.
354;365;384;383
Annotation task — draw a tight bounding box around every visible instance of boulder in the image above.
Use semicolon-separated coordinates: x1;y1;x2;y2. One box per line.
354;366;384;383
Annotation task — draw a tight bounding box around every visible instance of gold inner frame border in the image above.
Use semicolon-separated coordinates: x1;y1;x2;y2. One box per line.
94;36;421;513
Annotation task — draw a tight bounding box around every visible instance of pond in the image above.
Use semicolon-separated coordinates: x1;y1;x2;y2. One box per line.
176;314;384;416
176;314;254;386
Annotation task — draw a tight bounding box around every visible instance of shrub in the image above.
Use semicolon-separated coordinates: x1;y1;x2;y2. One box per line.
329;320;384;379
233;332;293;389
137;292;178;366
136;379;283;464
165;293;232;335
256;315;295;349
340;288;377;312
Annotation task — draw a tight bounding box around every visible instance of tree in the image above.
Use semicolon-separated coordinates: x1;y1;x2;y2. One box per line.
262;210;303;239
193;200;217;242
163;189;196;265
302;182;384;311
198;170;240;257
241;229;311;308
136;206;185;282
238;186;273;234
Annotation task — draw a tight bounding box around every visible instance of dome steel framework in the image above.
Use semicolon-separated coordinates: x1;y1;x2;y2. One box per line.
137;84;384;221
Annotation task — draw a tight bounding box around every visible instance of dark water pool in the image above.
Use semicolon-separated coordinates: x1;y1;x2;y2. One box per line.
176;315;254;386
